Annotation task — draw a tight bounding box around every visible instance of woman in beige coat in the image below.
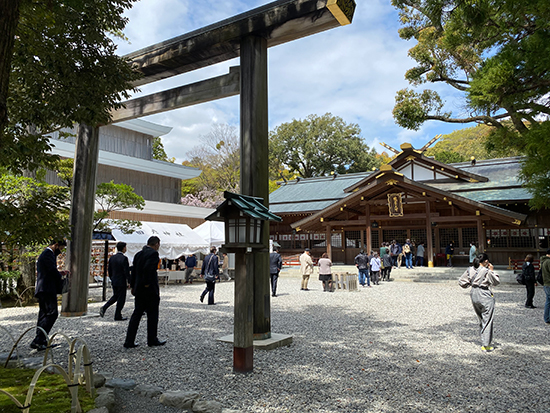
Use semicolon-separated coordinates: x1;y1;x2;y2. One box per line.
299;248;314;291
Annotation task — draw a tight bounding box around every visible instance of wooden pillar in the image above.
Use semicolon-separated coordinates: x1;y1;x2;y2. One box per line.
239;35;270;340
477;217;485;253
233;251;253;372
326;226;332;260
365;203;371;253
62;124;99;316
426;200;434;267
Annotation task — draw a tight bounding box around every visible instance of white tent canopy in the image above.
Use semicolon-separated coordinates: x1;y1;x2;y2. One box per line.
192;221;225;248
111;221;210;262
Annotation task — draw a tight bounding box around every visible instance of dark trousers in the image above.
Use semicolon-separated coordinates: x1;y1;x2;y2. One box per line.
270;273;279;296
416;256;424;267
525;281;536;307
125;292;160;346
201;280;216;304
33;293;58;345
102;285;127;319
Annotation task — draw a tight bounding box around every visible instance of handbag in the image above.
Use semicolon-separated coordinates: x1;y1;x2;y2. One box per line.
203;255;216;282
61;276;70;294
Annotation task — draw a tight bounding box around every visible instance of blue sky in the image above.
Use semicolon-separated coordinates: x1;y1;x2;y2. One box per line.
114;0;472;164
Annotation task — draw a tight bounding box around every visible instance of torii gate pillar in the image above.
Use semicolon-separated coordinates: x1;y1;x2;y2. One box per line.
239;35;271;342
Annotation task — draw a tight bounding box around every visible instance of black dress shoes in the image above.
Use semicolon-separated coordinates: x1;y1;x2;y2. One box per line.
115;317;128;321
148;339;167;347
123;342;139;349
30;342;48;351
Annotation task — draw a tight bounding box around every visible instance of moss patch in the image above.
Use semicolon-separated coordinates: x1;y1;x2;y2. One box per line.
0;366;96;412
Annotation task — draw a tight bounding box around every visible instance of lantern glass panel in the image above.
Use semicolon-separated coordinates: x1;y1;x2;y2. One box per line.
256;220;261;243
238;219;246;243
228;219;236;243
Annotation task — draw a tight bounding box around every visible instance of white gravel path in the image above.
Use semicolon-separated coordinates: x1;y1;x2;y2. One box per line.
2;277;550;412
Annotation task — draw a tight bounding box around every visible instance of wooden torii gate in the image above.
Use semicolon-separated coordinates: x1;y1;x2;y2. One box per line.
62;0;356;365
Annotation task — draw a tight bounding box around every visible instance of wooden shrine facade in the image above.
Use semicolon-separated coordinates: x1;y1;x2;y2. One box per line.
268;143;548;266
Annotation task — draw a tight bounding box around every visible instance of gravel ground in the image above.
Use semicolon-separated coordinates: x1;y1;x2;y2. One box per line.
2;276;550;412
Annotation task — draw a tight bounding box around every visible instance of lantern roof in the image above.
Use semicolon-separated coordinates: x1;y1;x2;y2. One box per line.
206;191;282;222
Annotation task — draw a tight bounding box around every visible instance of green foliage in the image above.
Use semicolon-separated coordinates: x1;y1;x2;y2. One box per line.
94;181;145;233
0;174;70;248
518;122;550;209
392;0;550;132
425;124;520;161
3;0;140;173
152;137;175;163
52;160;145;233
0;366;96;412
269;113;380;178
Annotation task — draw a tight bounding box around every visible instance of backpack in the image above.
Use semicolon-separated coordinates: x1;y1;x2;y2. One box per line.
403;243;411;253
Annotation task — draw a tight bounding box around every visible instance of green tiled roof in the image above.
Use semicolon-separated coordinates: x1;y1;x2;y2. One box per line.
269;157;529;214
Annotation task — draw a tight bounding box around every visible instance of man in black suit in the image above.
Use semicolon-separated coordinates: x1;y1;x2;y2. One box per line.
31;240;67;351
123;236;167;348
100;242;130;321
269;247;283;297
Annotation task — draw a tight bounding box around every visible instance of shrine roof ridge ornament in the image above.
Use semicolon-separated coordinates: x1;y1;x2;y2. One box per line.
124;0;356;86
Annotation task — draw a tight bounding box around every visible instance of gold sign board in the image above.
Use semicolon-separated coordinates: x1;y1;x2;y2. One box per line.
388;193;404;217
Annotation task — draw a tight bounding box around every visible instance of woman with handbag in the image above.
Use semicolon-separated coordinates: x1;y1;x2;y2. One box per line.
200;246;219;305
522;254;536;308
459;253;500;352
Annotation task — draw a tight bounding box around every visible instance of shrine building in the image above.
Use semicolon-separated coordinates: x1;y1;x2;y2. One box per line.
268;143;550;266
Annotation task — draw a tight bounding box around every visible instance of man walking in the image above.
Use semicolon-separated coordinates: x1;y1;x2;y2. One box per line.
184;253;196;284
124;236;166;348
100;242;130;321
355;249;370;287
269;247;283;297
31;240;68;351
300;248;314;291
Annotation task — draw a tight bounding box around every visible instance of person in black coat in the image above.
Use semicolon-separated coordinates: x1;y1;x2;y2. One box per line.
200;246;219;305
522;254;537;308
124;236;166;348
100;242;130;320
269;247;283;297
31;240;67;351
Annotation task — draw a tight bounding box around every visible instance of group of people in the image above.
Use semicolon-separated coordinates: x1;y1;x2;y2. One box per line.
31;237;227;351
31;236;550;356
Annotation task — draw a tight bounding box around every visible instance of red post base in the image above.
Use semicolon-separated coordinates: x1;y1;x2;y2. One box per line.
233;346;253;373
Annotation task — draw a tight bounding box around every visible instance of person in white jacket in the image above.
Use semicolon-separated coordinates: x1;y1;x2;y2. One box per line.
300;248;314;291
459;253;500;352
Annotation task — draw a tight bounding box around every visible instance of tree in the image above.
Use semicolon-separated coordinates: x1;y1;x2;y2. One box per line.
2;0;139;173
391;0;550;207
152;137;175;163
54;158;145;233
181;123;240;206
269;113;380;178
0;173;71;293
424;124;520;162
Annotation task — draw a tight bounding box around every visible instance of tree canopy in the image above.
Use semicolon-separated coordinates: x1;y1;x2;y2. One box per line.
392;0;550;208
269;113;380;178
1;0;139;173
424;124;520;163
180;123;239;207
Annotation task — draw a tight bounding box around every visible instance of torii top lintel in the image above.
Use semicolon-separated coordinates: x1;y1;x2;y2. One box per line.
125;0;356;86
